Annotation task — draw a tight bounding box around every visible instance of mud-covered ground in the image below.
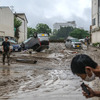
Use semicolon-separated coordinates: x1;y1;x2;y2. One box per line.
0;43;100;100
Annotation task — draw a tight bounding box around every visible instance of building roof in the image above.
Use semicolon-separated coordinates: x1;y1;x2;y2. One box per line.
0;6;28;23
0;6;13;13
0;6;9;8
14;13;28;23
54;21;76;24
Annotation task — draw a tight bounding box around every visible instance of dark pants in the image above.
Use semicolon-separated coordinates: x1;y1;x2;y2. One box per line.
3;52;10;64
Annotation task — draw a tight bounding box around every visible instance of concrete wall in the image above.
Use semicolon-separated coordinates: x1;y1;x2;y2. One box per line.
91;2;100;99
0;7;14;37
92;0;99;29
92;31;100;43
91;0;100;43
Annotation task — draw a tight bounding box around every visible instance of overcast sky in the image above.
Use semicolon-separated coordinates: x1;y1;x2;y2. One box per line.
0;0;91;30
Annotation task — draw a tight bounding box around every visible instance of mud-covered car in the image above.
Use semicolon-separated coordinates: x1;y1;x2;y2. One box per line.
0;37;4;46
0;36;22;53
21;33;49;52
0;39;21;53
8;40;21;52
79;39;85;43
65;38;82;49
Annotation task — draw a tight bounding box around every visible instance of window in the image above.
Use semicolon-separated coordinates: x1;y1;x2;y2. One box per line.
71;39;79;42
92;18;96;26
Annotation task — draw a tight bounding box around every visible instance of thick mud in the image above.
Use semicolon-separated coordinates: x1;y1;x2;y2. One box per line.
0;43;99;100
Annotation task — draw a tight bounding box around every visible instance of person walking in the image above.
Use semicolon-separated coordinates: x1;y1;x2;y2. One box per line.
85;36;90;49
2;37;11;66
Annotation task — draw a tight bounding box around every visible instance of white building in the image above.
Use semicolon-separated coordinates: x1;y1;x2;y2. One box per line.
14;13;28;43
53;21;76;30
91;0;100;43
0;7;14;38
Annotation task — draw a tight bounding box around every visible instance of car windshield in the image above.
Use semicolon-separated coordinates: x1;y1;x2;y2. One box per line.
24;37;32;43
71;39;79;42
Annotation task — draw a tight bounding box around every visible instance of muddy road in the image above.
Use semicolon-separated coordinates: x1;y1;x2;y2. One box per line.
0;43;99;100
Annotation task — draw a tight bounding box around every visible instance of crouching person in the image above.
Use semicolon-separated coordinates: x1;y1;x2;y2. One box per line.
71;54;100;98
2;37;11;66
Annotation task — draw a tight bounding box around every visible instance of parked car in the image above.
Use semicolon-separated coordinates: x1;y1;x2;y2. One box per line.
0;37;5;46
21;33;49;52
0;40;13;53
8;40;21;52
65;38;82;49
79;39;85;43
0;37;21;52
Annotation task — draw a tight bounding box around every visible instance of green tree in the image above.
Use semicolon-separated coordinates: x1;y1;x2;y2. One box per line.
50;27;74;40
14;17;22;42
70;28;89;39
27;27;36;38
57;27;74;39
36;23;51;34
53;29;58;35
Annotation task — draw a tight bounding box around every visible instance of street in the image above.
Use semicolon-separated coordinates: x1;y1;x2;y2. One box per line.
0;43;100;100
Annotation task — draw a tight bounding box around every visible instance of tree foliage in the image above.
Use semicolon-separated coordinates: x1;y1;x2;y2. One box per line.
36;23;51;34
57;27;74;38
14;17;22;40
27;23;51;38
50;27;74;40
27;27;36;38
70;28;89;39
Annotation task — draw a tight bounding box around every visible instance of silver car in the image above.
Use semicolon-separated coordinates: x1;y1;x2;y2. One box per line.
22;33;49;52
65;38;82;49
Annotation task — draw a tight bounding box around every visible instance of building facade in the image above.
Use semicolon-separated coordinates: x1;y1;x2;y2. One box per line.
91;0;100;43
0;7;14;38
53;21;76;30
0;7;28;43
14;13;28;43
